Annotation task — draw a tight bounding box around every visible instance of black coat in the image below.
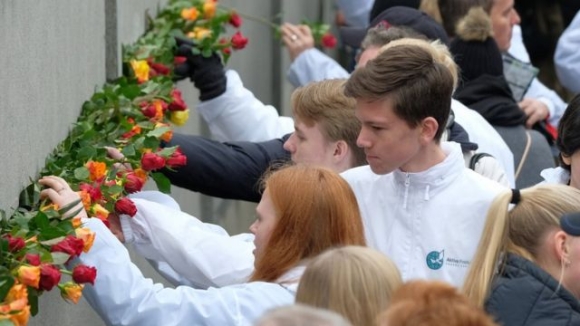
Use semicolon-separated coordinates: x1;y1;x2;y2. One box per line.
161;133;291;203
486;254;580;326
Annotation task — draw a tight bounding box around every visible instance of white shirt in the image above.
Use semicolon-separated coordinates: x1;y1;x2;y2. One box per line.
555;11;580;93
79;217;300;326
341;142;506;286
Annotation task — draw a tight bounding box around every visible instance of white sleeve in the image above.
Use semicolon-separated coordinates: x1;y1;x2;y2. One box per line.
555;12;580;93
120;197;255;289
508;25;567;126
472;155;511;187
79;218;293;326
196;70;295;142
287;48;350;88
335;0;373;28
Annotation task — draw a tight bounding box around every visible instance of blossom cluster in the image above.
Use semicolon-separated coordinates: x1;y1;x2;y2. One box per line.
1;0;247;324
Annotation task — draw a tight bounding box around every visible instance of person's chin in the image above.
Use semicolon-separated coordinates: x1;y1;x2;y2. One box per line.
368;163;392;175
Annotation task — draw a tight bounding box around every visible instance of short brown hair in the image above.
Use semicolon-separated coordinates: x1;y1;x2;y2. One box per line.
250;164;366;282
379;280;498;326
344;43;453;141
291;79;365;167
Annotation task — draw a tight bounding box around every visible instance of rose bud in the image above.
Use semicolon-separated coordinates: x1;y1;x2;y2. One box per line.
115;197;138;217
124;172;145;193
231;31;249;50
229;12;242;28
140;152;166;171
321;33;337;48
25;253;41;266
17;265;40;288
39;264;62;291
168;89;187;111
166;149;187;169
72;265;97;285
51;235;85;260
7;235;26;253
60;282;84;304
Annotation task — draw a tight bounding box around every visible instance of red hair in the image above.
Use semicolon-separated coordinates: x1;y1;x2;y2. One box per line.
250;164;366;282
379;280;498;326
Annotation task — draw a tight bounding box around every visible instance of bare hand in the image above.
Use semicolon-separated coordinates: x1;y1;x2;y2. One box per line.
39;176;88;219
107;213;125;243
280;23;315;61
105;146;132;172
519;98;549;128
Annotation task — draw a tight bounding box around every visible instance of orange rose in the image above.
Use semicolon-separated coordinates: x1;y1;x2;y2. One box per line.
75;228;96;253
91;204;110;220
85;161;107;182
203;0;216;18
16;266;40;288
59;282;84;304
180;7;199;21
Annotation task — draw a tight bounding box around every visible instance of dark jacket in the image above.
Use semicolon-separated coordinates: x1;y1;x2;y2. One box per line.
162;133;291;203
486;254;580;326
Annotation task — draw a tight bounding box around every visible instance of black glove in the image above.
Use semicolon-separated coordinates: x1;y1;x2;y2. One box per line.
174;37;227;101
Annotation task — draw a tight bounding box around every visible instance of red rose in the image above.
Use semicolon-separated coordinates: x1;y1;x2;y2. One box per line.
51;235;85;260
166;149;187;169
147;58;170;76
222;47;232;56
39;264;62;291
231;31;248;50
7;235;25;252
79;183;103;202
26;253;41;266
321;33;337;48
115;197;137;217
168;89;187;111
72;264;97;285
140;152;166;171
229;12;242;28
124;172;145;193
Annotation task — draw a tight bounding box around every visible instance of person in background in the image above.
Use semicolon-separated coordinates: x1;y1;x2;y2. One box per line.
38;165;366;325
542;94;580;187
555;10;580;94
463;185;580;325
430;0;568;128
296;246;402;326
378;280;498;326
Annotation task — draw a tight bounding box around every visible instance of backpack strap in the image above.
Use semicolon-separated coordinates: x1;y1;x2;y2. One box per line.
469;152;493;170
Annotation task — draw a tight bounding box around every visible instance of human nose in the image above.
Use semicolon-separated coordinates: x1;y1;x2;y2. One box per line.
356;128;371;148
283;134;296;153
249;220;257;234
512;9;521;25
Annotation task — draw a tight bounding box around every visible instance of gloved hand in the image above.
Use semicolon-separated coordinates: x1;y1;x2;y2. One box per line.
174;37;227;101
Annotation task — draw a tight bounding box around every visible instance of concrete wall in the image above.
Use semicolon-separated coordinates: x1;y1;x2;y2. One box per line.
0;0;334;324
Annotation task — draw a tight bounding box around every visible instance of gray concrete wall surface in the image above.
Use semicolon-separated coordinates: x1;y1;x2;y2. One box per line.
0;1;337;325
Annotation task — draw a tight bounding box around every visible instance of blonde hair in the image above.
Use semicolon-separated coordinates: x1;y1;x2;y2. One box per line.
296;246;402;326
462;184;580;307
380;38;459;90
255;304;353;326
379;280;497;326
420;0;443;25
291;79;365;167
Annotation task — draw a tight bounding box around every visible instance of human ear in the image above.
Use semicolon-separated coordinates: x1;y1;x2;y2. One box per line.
420;117;439;143
561;154;572;166
332;140;349;161
554;230;572;265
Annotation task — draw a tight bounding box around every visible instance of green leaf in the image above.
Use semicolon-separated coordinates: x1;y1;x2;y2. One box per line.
74;167;90;180
77;146;97;160
151;172;171;194
29;287;39;316
40;236;66;246
32;212;50;230
57;199;82;217
146;126;171;138
121;144;136;157
0;276;15;302
18;182;40;210
51;252;71;265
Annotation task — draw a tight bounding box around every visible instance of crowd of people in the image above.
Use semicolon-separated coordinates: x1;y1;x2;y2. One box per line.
40;0;580;325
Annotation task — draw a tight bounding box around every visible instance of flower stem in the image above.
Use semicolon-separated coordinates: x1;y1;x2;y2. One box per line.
218;5;279;29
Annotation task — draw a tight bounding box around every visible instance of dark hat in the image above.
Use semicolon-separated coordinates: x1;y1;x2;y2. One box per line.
369;0;421;22
449;7;504;83
340;6;449;48
561;212;580;236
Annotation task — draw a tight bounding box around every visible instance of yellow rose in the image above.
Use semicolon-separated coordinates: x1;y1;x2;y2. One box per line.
130;59;150;83
203;1;216;19
170;109;189;126
188;27;212;41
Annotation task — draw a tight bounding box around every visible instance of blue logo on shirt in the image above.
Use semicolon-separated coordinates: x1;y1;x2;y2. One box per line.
426;250;445;270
